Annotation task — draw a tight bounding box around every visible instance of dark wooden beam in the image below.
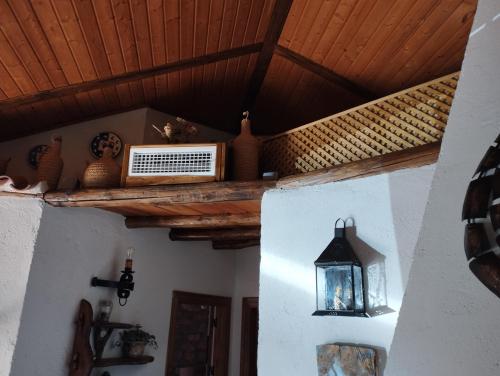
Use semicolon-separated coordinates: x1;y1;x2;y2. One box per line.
274;45;377;100
241;0;294;111
125;213;261;229
44;180;275;207
212;239;260;250
0;43;263;111
277;142;441;189
169;227;261;242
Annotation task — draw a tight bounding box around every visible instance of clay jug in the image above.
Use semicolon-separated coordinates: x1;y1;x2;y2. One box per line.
83;145;121;188
232;111;260;181
37;136;63;190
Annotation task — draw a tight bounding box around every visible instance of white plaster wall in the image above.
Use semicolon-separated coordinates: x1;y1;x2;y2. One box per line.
258;164;435;376
229;247;260;376
385;0;500;375
0;197;43;376
0;108;147;189
9;205;237;376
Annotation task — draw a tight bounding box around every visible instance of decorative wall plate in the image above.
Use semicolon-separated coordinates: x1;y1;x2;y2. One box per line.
462;133;500;298
90;132;122;159
28;144;48;169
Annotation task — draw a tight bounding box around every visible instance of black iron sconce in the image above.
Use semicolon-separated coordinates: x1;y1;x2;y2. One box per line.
91;248;135;306
313;219;367;317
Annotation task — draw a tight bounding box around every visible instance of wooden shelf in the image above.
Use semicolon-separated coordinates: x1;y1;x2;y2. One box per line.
43;144;439;249
94;356;154;367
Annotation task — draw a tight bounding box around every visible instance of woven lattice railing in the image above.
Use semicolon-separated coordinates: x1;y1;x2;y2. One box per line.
262;72;459;177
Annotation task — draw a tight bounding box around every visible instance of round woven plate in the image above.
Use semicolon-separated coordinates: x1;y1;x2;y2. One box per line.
90;132;122;159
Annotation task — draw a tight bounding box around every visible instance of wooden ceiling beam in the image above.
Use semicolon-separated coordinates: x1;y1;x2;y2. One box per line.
169;227;261;242
241;0;294;111
212;239;260;250
0;43;263;111
274;45;378;100
125;213;261;229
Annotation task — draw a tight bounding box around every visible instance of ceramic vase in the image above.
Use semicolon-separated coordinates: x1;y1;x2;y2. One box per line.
232;112;260;181
37;136;63;190
82;145;121;188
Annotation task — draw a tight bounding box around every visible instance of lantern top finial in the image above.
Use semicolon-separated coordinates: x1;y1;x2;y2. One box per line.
314;218;361;266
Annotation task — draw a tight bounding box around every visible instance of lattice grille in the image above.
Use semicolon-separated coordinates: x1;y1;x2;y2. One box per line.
263;72;459;177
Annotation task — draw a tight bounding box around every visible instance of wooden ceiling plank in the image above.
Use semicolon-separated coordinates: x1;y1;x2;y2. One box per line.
275;45;376;99
110;0;145;103
322;0;378;70
0;27;38;95
92;0;134;107
241;0;293;111
285;0;324;54
343;0;415;79
0;1;54;92
0;59;23;98
51;0;98;82
7;0;69;88
278;0;308;49
388;2;476;92
334;0;396;79
371;0;464;93
130;0;156;104
165;0;181;112
360;0;441;88
147;0;167;100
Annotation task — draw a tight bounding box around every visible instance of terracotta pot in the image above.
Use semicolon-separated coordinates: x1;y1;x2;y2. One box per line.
37;136;63;190
82;145;121;188
232;112;260;181
122;341;146;358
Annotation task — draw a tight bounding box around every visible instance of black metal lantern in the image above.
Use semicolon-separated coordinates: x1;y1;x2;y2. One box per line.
313;219;367;317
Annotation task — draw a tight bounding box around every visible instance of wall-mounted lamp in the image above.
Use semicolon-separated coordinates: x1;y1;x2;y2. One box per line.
91;248;135;306
313;219;367;317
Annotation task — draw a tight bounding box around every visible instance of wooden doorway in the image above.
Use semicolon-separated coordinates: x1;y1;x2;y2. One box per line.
240;297;259;376
166;291;231;376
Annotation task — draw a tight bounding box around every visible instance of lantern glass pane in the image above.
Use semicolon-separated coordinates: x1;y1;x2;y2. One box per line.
353;265;364;311
316;266;327;310
325;265;353;311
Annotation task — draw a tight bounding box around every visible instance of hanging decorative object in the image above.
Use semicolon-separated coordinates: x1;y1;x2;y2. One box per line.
28;144;49;169
462;133;500;299
151;117;198;144
313;219;367;317
37;136;63;191
232;111;260;181
90;131;122;159
91;247;135;306
82;144;121;188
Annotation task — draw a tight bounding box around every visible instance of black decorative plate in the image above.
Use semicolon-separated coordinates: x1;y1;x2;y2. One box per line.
90;132;122;159
28;144;49;169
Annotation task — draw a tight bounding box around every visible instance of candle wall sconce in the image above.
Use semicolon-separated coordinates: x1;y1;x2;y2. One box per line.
313;219;368;317
91;248;135;306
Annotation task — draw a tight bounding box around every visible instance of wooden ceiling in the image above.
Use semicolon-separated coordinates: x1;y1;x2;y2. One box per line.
0;0;477;141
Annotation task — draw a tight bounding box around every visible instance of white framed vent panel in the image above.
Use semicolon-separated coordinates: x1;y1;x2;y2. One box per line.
121;143;226;187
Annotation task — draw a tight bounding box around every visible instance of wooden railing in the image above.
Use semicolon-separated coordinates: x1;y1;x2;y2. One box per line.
263;72;459;177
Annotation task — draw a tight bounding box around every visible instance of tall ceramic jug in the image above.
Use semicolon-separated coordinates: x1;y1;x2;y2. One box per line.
232;111;260;181
37;136;63;190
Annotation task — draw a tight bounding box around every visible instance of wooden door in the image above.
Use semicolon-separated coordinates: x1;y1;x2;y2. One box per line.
166;291;231;376
240;298;259;376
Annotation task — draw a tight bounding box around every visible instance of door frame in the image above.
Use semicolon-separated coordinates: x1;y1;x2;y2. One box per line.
165;290;232;376
240;297;259;376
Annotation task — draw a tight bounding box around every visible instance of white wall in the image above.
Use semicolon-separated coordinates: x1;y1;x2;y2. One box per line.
9;205;237;376
229;248;261;376
258;164;435;375
0;197;43;376
385;0;500;375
